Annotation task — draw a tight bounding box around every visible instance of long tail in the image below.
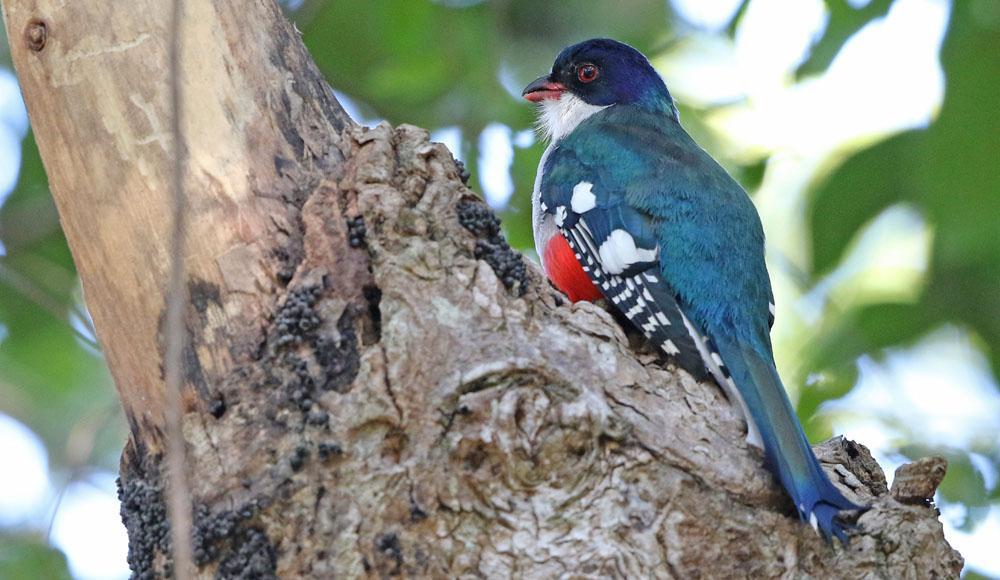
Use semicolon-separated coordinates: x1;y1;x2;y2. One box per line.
712;333;865;542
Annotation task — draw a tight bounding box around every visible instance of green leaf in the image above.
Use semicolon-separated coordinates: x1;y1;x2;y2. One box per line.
795;0;893;79
500;140;544;254
799;362;858;441
0;533;72;580
804;302;934;372
807;133;914;275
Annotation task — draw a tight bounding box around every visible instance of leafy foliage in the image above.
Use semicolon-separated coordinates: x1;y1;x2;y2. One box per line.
807;2;1000;377
0;135;121;465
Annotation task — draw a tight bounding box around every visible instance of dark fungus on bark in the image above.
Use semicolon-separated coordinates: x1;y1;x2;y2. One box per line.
374;532;404;576
456;199;528;295
453;158;471;185
118;451;278;579
347;215;367;248
208;395;226;419
189;280;222;317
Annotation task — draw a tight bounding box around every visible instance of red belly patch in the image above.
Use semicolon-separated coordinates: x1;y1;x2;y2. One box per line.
543;234;603;303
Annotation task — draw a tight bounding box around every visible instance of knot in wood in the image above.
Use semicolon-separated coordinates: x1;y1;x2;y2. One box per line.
451;380;607;496
25;19;47;52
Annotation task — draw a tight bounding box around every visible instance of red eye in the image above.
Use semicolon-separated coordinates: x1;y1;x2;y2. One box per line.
577;64;599;83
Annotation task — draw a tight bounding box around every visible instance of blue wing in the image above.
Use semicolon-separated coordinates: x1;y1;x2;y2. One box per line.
540;104;863;541
540;146;710;380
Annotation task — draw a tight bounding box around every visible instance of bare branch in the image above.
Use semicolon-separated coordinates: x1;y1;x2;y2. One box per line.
163;0;194;576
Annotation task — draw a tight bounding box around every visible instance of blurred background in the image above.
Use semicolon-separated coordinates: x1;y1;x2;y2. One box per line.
1;0;997;577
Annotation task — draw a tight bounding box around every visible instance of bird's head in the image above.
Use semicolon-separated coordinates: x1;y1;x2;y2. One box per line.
523;39;675;140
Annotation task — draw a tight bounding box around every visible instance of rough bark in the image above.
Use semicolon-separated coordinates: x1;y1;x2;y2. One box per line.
3;0;963;578
2;0;351;443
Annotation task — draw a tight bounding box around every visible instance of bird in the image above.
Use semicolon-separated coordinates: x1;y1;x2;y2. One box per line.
523;38;864;542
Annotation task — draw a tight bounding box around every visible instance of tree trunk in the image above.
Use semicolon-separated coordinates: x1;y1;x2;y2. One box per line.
2;0;963;577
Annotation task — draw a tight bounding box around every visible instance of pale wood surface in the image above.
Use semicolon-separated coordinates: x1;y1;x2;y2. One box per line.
3;0;351;446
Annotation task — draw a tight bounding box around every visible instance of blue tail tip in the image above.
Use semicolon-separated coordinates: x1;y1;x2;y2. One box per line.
808;500;868;545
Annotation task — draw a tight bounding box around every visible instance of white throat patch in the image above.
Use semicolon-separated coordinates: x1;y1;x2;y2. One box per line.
537;94;609;142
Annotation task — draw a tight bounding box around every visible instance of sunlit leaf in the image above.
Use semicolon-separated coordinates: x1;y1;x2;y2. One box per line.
795;0;893;78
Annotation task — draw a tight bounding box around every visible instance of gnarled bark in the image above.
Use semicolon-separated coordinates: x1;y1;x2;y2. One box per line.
3;0;963;577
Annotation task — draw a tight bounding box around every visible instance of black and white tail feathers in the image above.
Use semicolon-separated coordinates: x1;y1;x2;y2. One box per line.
561;220;764;446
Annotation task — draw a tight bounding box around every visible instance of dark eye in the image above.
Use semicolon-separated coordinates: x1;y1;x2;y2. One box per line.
577;64;599;83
